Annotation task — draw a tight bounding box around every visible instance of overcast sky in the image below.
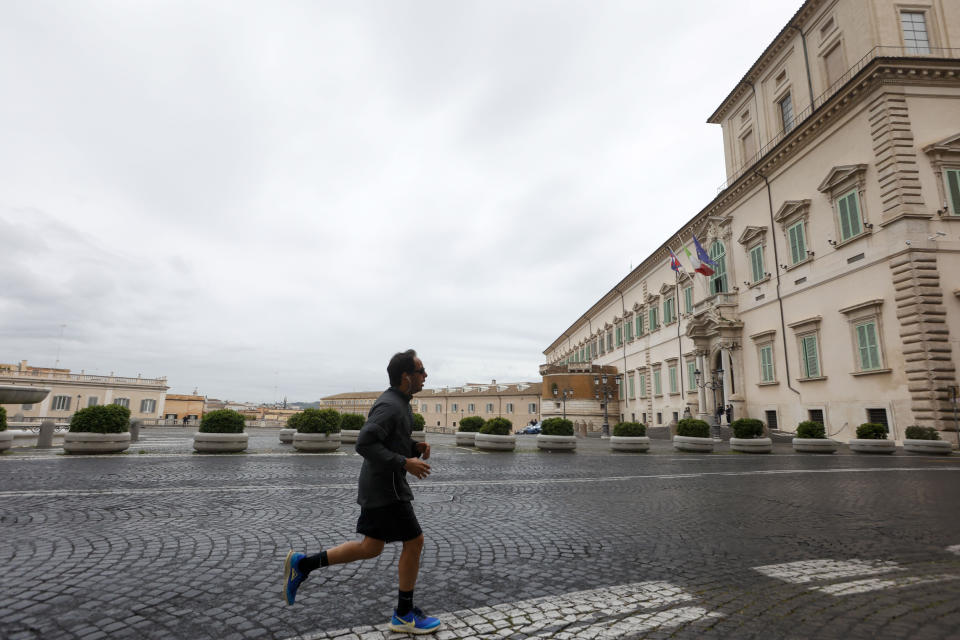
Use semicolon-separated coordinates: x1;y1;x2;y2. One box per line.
0;0;802;402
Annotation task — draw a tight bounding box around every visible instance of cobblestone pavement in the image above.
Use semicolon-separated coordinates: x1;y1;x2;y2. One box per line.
2;428;960;639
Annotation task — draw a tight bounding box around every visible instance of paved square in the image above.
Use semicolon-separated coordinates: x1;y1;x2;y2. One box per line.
2;429;960;639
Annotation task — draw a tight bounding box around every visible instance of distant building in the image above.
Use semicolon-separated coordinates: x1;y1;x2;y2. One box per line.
163;394;204;422
321;392;377;417
414;382;542;430
0;360;168;420
323;381;543;430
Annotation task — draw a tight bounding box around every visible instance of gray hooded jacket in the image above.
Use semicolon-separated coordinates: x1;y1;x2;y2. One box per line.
355;387;421;509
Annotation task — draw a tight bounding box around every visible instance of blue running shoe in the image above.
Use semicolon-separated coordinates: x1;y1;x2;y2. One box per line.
388;607;442;634
283;551;306;605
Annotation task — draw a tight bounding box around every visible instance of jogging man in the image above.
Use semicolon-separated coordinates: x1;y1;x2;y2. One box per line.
283;349;441;634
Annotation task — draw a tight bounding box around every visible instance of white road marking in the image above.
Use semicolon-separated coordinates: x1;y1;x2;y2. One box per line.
947;544;960;556
754;559;960;597
285;581;722;640
0;466;957;498
753;559;901;584
812;574;960;596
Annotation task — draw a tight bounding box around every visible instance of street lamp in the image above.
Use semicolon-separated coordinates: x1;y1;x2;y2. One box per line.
552;386;574;420
593;373;621;438
694;367;724;435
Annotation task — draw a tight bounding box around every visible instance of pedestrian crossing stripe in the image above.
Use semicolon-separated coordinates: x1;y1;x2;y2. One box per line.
286;581;724;640
753;558;960;596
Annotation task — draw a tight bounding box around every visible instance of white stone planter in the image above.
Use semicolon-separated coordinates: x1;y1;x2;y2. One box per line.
63;431;131;454
293;432;341;452
673;435;715;453
903;439;953;455
0;431;12;452
536;434;577;451
730;437;773;453
610;436;650;452
792;438;839;454
279;429;295;444
411;430;426;443
340;430;360;444
193;432;248;453
849;439;896;454
474;433;516;451
455;431;477;446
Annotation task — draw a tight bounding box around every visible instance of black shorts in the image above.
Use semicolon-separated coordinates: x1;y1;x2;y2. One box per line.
356;502;422;543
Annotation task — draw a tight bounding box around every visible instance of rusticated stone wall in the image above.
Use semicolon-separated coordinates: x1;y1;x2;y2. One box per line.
891;251;957;430
868;89;926;221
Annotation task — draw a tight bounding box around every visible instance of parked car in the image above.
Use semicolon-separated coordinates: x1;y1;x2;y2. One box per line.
519;424;541;434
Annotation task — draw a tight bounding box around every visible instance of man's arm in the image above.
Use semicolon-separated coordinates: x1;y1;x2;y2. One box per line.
355;403;406;470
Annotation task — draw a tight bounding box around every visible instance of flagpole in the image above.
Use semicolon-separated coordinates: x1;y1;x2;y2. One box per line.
676;265;684;401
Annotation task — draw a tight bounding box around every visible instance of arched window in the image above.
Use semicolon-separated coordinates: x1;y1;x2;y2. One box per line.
710;241;728;294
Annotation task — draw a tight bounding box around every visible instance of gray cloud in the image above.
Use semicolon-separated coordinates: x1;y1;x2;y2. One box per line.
0;0;802;401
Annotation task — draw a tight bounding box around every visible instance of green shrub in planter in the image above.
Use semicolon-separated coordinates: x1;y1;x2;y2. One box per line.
856;422;888;440
796;421;825;438
339;413;365;431
731;418;764;439
0;406;6;431
199;409;246;434
676;418;710;438
479;417;512;436
413;413;426;429
613;421;646;437
458;416;484;433
904;425;940;440
288;408;341;434
541;417;574;436
69;404;131;433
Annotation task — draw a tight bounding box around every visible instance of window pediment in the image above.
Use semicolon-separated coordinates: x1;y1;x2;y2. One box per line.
817;164;868;195
750;329;777;342
923;132;960;165
787;315;822;333
645;292;659;304
839;299;883;319
774;200;811;226
737;225;768;246
632;302;643;312
659;283;674;296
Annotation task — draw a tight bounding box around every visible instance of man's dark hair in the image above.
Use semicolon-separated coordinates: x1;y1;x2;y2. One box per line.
388;349;418;387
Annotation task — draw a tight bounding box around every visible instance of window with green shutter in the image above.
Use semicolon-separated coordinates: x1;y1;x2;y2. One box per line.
683;286;693;313
664;297;675;323
855;321;881;370
639;373;647;398
636;314;644;336
649;307;659;330
760;345;775;382
626;319;634;340
653;370;662;395
668;365;678;393
788;221;806;264
607;331;614;351
709;241;728;293
628;375;635;399
616;325;623;346
800;334;820;378
687;361;697;391
837;189;863;241
946;169;960;215
749;244;764;282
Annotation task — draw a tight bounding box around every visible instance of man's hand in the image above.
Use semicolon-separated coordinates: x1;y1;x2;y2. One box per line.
415;442;431;460
405;457;431;479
